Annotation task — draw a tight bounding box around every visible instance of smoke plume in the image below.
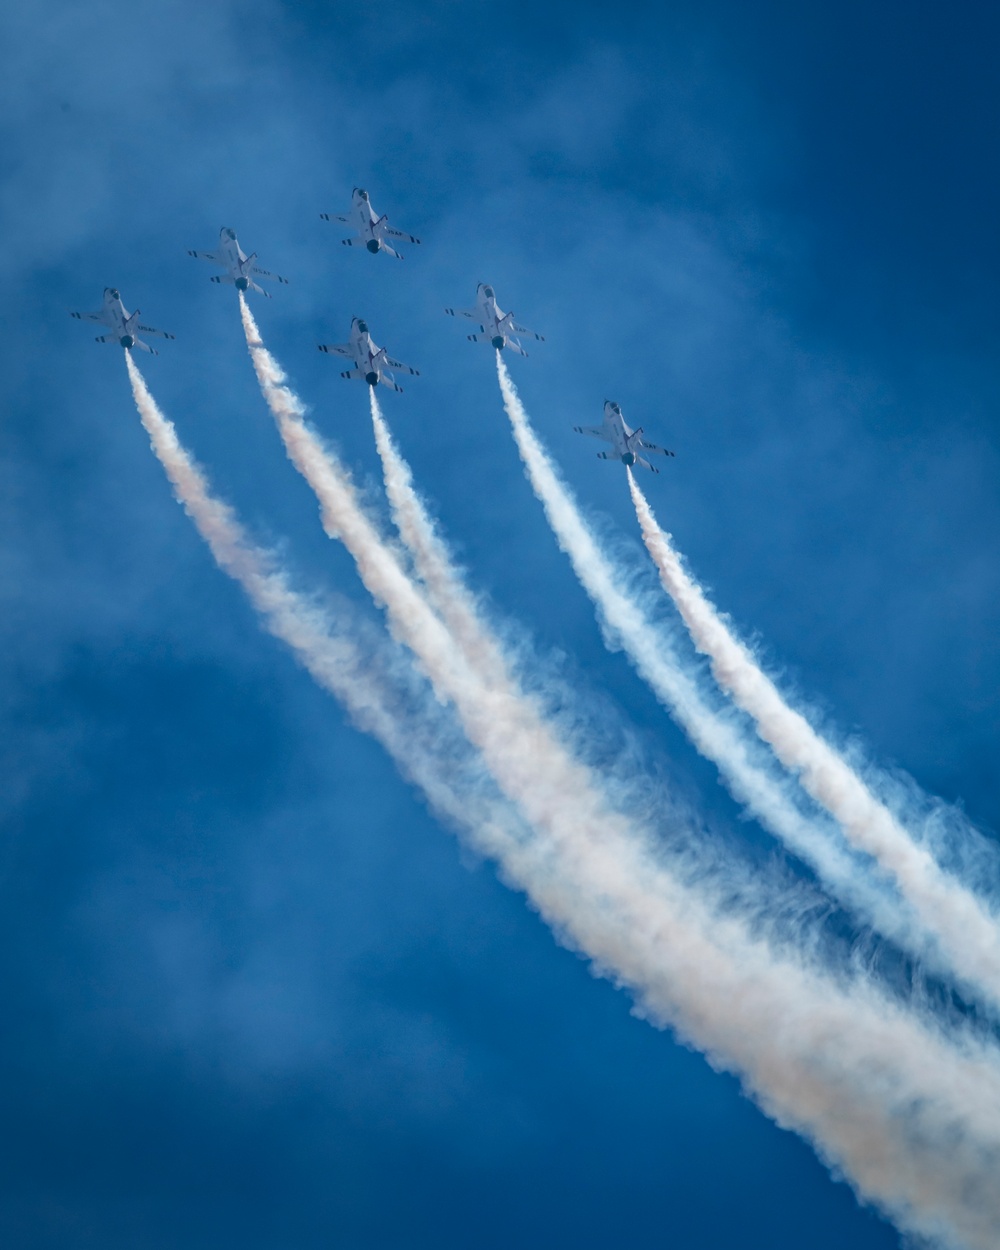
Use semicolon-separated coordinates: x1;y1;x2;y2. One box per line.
232;311;1000;1247
627;467;1000;1015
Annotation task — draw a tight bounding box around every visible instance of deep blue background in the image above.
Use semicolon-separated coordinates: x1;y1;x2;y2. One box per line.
1;2;998;1246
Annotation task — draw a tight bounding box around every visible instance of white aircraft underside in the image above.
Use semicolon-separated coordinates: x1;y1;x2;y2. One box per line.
188;227;288;297
70;287;175;355
321;188;420;260
574;401;674;474
318;317;419;393
444;283;544;356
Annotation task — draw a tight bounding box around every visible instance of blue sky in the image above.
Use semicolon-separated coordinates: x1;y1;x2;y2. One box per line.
1;1;998;1246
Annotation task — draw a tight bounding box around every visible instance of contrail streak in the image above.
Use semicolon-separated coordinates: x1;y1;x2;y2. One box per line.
236;302;1000;1247
494;356;941;960
122;352;536;875
370;395;510;688
627;467;1000;1015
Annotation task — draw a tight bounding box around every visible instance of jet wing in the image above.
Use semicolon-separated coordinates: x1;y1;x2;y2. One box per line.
444;306;479;321
384;226;420;244
137;324;176;339
640;440;675;457
250;264;289;285
188;248;224;265
511;321;544;341
574;425;612;441
320;213;350;224
318;343;353;358
384;356;419;376
71;309;110;325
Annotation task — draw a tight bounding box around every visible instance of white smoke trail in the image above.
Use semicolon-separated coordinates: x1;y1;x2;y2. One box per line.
493;356;944;960
370;394;510;690
237;301;1000;1248
627;468;1000;1015
123;352;538;873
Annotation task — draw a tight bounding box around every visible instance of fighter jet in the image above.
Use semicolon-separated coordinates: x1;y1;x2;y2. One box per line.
187;227;289;296
318;317;419;393
444;283;544;356
70;288;175;355
574;401;675;474
321;188;420;259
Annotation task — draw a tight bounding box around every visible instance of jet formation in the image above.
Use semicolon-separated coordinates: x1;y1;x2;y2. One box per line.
71;188;674;470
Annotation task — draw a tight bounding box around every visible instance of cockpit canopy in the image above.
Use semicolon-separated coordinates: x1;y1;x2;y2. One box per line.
109;288;120;299
224;227;237;240
483;286;494;298
356;188;369;200
356;319;369;334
